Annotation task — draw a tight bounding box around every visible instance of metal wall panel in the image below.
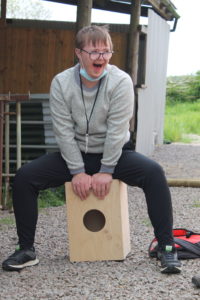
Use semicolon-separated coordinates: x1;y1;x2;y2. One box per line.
136;9;170;155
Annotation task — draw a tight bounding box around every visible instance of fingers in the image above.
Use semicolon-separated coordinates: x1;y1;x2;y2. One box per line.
72;173;112;200
92;182;106;199
92;173;112;199
92;182;110;199
72;183;85;200
72;173;92;200
104;181;111;196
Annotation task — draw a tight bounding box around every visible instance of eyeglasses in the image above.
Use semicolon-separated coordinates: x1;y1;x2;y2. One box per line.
81;49;114;60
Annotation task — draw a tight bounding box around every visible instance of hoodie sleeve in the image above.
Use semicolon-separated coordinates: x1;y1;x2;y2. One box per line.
99;75;134;173
50;75;85;175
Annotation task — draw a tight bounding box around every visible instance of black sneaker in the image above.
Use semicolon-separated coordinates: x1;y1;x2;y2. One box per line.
2;246;39;271
157;245;182;274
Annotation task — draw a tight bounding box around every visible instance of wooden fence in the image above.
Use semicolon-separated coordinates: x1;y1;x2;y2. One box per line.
0;20;128;94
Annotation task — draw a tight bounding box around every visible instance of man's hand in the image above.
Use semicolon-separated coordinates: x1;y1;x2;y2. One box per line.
92;173;112;199
72;173;92;200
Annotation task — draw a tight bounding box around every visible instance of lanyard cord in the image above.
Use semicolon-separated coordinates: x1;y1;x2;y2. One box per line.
79;75;102;135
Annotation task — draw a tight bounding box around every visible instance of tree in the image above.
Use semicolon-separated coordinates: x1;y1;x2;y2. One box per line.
187;71;200;101
6;0;52;20
167;71;200;103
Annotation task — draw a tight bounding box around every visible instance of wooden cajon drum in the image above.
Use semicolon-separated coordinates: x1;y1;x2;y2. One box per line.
65;179;131;262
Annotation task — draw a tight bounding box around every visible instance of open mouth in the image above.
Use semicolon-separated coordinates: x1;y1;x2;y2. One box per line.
92;63;103;75
93;63;103;68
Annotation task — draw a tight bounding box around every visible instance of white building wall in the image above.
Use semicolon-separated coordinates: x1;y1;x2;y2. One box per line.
136;9;170;155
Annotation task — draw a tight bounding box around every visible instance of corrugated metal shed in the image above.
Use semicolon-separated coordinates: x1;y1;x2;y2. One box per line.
136;9;170;155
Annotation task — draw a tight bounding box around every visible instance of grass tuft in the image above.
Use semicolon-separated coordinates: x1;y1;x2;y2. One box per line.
0;216;15;228
192;201;200;208
38;185;65;209
164;99;200;143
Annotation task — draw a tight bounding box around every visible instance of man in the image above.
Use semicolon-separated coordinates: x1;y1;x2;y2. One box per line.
2;25;181;274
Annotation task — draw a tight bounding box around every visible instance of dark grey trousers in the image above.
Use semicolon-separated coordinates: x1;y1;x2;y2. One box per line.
12;146;174;249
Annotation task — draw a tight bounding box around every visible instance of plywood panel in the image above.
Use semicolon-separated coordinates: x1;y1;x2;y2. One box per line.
0;27;75;93
65;180;131;262
110;32;127;70
0;24;126;94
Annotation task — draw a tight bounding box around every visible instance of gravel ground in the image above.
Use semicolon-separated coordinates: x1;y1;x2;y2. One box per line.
0;143;200;300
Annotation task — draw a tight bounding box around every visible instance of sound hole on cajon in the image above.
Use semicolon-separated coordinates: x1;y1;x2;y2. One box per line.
83;209;106;232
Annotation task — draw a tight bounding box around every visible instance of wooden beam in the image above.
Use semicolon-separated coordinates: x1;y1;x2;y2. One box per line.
43;0;179;20
162;0;180;18
147;0;179;20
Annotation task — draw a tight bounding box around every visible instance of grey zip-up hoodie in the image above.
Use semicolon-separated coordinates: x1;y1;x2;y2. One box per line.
50;64;134;175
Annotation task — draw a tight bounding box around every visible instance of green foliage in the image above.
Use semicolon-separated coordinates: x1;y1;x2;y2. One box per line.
38;185;65;209
165;71;200;143
187;71;200;101
164;100;200;143
167;71;200;104
0;216;15;226
1;185;65;210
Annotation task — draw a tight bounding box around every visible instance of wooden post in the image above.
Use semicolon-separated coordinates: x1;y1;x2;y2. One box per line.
0;0;7;26
76;0;92;33
126;0;141;137
126;0;141;83
65;180;131;262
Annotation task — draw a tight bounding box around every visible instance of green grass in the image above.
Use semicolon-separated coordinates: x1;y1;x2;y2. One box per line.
164;99;200;143
142;218;151;227
192;201;200;208
1;185;66;211
0;216;15;230
38;185;65;208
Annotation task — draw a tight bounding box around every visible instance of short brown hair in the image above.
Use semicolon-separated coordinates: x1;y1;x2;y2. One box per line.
75;25;113;50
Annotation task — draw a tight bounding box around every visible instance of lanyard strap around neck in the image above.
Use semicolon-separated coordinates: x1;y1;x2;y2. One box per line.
79;75;102;135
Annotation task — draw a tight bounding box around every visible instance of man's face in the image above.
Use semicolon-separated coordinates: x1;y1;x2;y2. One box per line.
76;40;112;79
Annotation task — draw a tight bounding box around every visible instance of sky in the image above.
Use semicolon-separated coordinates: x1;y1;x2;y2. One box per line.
166;0;200;76
35;0;200;76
